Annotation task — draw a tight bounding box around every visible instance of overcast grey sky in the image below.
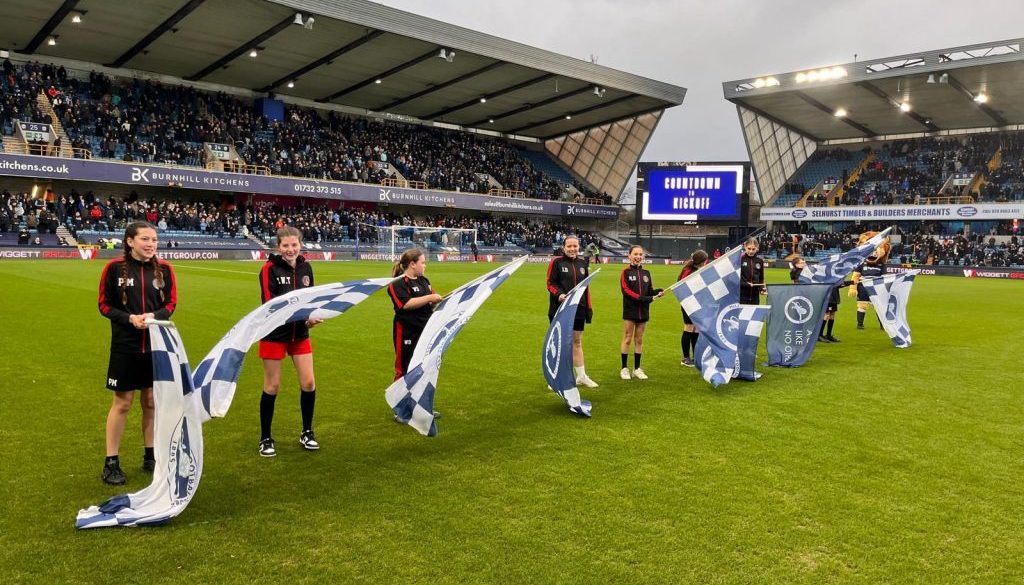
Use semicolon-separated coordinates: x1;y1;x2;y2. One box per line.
380;0;1024;162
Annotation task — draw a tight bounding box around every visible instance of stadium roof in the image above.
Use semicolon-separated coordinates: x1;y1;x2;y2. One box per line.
0;0;686;141
722;38;1024;143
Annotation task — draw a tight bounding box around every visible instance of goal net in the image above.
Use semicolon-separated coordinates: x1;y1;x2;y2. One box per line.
355;223;478;258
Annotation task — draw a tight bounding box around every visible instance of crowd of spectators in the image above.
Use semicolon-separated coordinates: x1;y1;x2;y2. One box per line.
242;201;592;250
895;232;1022;267
762;223;1022;267
2;187;595;253
780;135;1024;206
980;132;1024;202
2;60;601;204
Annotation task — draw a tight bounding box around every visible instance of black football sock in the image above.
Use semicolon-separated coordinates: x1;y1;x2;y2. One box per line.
634;353;642;369
827;319;835;336
820;320;827;336
143;447;154;462
621;353;628;369
260;392;277;440
857;311;865;326
691;333;699;355
300;389;316;432
681;332;691;358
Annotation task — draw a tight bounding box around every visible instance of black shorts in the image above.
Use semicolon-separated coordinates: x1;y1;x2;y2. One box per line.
682;308;693;325
548;312;588;332
826;303;839;313
106;352;154;392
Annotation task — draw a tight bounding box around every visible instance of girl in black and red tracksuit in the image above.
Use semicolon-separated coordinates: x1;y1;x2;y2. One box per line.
389;248;442;381
619;245;663;380
98;221;177;485
257;226;322;458
545;236;598;387
740;238;766;305
677;249;709;366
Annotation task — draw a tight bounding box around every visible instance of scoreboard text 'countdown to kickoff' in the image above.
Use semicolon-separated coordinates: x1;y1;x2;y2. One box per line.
636;162;749;224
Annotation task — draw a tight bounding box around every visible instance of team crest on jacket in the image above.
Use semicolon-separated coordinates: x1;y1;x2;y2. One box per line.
302;275;310;286
579;267;585;275
643;275;649;283
152;278;162;289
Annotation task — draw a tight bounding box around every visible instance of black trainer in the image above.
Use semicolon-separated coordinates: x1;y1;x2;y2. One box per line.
143;458;156;473
826;335;841;342
818;335;830;343
102;462;127;485
299;430;320;451
258;438;277;458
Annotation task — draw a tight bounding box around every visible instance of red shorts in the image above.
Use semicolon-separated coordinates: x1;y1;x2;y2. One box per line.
259;338;312;360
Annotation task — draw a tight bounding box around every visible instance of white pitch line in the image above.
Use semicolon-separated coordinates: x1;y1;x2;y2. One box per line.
170;264;255;275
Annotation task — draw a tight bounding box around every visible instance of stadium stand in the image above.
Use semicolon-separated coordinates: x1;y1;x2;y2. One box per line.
1;60;603;203
1;185;598;255
766;133;1024;209
763;225;1022;267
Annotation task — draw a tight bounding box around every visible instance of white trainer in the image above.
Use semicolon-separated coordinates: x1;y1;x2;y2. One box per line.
619;368;631;380
576;375;599;388
632;368;648;380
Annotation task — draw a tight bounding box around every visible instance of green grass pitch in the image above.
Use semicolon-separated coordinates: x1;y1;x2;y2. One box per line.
0;259;1021;584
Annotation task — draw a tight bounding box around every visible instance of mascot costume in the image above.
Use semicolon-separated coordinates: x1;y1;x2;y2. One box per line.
849;231;892;329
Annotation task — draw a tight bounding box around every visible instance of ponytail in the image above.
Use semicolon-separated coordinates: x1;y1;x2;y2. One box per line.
682;249;708;273
392;248;423;277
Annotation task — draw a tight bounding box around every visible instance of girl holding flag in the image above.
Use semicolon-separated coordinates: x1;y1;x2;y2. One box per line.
97;221;178;485
619;245;664;379
257;226;323;458
546;236;598;388
389;249;443;380
677;249;708;367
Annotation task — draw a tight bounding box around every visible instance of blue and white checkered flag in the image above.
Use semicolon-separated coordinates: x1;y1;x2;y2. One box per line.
670;245;745;386
541;270;598;417
193;279;394;420
799;227;892;285
77;322;204;528
694;304;770;386
861;270;918;348
387;256;527;436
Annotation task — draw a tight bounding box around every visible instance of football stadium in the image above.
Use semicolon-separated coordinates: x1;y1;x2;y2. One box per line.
1;1;1022;583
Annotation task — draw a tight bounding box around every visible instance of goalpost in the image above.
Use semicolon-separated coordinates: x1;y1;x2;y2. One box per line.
355;223;478;259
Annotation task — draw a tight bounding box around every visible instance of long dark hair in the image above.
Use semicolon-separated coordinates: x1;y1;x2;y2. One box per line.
120;221;164;306
392;248;424;277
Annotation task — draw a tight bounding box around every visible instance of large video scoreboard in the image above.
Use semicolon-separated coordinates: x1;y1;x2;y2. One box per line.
636;162;749;224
